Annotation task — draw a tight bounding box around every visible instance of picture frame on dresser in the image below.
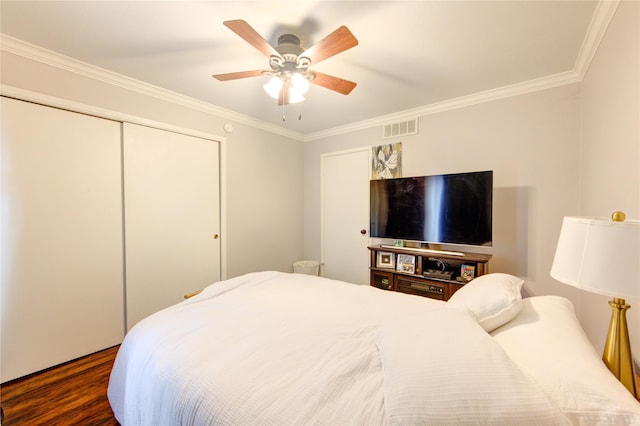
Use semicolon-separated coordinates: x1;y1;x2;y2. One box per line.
460;264;476;281
376;251;395;269
396;254;416;273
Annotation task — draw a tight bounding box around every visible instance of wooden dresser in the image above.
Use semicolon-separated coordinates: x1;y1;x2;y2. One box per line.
368;245;491;301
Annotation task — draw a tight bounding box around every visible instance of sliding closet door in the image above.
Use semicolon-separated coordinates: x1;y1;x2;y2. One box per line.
1;97;124;382
123;123;221;329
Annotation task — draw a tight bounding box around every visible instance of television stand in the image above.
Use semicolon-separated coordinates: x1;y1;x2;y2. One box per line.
369;245;491;301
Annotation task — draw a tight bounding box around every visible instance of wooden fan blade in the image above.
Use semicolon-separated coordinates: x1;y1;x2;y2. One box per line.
310;71;357;95
224;20;280;58
212;70;265;81
277;85;290;106
301;26;358;65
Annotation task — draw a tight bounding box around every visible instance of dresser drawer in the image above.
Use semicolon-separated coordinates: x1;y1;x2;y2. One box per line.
395;276;446;300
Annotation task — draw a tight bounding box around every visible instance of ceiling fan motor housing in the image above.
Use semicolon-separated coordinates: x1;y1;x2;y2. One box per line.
276;34;303;55
271;34;311;74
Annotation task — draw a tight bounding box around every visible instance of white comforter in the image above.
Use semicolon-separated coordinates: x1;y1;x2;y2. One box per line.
108;271;567;425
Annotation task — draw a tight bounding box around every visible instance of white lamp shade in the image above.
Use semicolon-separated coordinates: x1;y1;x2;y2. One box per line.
550;216;640;300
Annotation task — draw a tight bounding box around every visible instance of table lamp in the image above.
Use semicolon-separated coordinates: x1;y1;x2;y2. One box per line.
550;212;639;398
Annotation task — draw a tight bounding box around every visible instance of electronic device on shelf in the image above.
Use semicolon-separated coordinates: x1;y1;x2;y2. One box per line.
423;269;454;280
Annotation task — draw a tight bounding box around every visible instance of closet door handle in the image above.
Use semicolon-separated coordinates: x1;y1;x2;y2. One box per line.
213;234;219;239
360;229;367;235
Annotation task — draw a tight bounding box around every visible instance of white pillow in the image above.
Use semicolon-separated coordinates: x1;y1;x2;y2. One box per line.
491;296;640;424
447;273;524;332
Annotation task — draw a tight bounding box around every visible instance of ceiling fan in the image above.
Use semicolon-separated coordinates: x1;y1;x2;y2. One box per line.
212;20;358;106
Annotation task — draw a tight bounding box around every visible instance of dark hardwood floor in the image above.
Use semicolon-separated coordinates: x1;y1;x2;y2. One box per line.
0;345;120;425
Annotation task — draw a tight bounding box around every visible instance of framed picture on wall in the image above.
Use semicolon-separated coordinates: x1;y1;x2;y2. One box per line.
377;251;395;269
372;142;402;179
396;254;416;273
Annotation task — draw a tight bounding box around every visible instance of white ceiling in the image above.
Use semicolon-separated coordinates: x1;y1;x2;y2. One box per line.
1;1;605;137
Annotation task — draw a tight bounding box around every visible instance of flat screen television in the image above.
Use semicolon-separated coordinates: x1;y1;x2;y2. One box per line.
370;170;493;247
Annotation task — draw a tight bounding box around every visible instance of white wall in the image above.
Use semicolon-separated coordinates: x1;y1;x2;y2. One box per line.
579;0;640;360
0;49;304;280
304;1;639;362
225;124;304;276
305;84;581;297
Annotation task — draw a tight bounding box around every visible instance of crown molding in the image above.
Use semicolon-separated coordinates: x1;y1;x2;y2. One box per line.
1;0;618;143
0;34;304;141
573;0;620;79
303;0;620;142
303;70;582;141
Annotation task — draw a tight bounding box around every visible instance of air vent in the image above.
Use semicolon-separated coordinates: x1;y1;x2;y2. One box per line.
383;118;418;138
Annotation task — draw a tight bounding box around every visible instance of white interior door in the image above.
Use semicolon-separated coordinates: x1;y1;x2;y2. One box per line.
123;123;221;329
321;148;370;285
1;97;124;382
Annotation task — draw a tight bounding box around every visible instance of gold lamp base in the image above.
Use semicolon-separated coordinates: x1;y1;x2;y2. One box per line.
602;298;638;398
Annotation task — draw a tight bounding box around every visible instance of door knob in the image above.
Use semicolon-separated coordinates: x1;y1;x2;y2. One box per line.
213;234;219;239
360;229;367;235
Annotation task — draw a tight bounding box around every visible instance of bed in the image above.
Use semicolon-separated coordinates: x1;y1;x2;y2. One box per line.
108;271;640;425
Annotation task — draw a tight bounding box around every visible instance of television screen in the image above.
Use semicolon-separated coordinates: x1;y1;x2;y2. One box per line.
370;171;492;246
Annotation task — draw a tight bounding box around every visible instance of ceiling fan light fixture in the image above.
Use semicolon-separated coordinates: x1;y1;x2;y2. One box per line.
291;72;310;95
264;72;309;103
263;76;283;99
288;90;305;104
